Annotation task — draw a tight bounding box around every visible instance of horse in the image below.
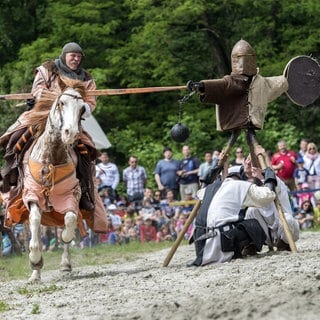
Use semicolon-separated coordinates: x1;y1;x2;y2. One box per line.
21;80;87;282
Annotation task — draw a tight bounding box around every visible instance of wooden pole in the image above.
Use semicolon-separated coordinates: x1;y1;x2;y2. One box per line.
255;152;297;252
0;85;187;101
163;200;201;267
169;200;198;207
246;129;297;253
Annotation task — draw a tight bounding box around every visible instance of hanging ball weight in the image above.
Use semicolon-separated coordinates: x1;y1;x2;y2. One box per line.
170;123;190;142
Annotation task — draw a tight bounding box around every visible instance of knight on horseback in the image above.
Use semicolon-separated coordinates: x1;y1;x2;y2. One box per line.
0;42;107;233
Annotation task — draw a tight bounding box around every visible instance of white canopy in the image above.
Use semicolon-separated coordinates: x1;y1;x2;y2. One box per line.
81;115;111;150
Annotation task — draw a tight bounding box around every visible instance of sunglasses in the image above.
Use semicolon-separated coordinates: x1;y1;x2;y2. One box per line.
236;151;243;153
308;147;316;150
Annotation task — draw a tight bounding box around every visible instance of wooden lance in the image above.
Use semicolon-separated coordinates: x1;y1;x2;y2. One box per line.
0;85;187;101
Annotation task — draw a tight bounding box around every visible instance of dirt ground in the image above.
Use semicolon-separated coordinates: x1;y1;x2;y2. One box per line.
1;231;320;320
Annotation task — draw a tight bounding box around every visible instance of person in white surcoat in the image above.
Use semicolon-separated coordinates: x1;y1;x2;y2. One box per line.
198;168;277;266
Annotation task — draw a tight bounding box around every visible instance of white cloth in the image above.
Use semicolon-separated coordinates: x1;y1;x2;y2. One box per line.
202;178;276;265
96;162;120;190
246;177;299;246
81;115;112;149
303;154;320;176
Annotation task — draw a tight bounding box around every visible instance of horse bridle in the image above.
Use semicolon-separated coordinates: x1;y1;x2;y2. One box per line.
48;91;84;131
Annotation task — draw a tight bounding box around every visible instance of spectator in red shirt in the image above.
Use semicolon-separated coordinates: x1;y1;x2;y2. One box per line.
139;217;157;242
271;140;297;191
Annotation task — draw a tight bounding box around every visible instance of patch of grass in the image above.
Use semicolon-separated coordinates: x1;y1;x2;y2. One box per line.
17;286;31;296
301;226;320;232
0;240;181;281
31;304;40;314
0;254;31;280
17;284;63;296
0;300;10;312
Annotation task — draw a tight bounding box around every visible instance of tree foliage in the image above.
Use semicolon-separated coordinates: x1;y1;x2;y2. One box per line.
0;0;319;189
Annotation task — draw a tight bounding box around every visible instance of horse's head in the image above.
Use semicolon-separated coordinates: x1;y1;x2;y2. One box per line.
49;87;85;145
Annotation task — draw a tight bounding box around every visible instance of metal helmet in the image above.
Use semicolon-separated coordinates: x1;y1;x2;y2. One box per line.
231;39;257;76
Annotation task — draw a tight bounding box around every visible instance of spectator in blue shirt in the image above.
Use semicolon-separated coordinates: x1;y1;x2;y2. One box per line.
294;157;310;188
154;147;180;199
176;145;201;200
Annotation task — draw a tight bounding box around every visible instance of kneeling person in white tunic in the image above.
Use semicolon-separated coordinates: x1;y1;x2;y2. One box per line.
198;167;277;266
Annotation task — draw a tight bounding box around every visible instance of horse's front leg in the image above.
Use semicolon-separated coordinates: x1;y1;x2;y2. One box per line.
28;202;43;282
60;243;72;273
61;211;77;243
60;211;77;273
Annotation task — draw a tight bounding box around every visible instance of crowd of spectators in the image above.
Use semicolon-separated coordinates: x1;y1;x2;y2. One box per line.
269;138;320;230
2;139;320;255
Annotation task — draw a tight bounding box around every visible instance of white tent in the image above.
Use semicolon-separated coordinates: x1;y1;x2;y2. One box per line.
81;115;111;149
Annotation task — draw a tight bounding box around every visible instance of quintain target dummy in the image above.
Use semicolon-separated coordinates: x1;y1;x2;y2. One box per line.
185;39;320;266
187;39;320;184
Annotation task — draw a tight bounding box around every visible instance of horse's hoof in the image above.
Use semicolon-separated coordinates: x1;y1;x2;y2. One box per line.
29;256;44;270
28;277;41;284
60;265;72;280
60;263;72;272
28;270;41;283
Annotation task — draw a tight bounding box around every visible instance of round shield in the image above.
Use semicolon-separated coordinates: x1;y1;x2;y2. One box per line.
284;55;320;106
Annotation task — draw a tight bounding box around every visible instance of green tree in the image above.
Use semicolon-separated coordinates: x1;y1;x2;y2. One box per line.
0;0;320;183
0;0;47;68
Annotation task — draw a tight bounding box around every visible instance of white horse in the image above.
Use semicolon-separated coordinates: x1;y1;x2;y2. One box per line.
23;82;86;282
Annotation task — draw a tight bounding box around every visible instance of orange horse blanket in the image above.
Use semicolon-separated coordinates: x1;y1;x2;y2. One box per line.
5;159;92;237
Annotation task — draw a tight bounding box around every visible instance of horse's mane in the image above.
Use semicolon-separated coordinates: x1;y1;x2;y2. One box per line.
31;78;87;137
